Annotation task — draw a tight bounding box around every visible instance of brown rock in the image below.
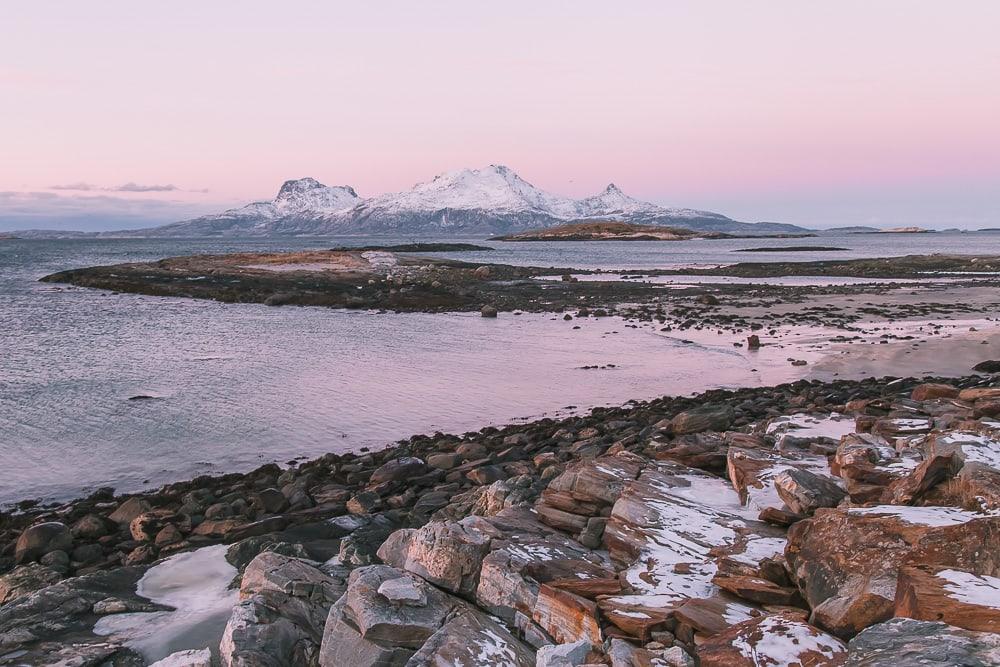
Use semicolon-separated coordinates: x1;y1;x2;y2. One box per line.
376;517;492;597
14;522;73;564
785;505;1000;638
881;452;963;505
712;575;802;606
958;387;1000;402
532;583;602;645
108;497;152;525
910;383;960;401
895;565;1000;633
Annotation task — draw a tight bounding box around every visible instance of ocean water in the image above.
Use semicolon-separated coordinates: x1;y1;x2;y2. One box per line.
2;233;996;504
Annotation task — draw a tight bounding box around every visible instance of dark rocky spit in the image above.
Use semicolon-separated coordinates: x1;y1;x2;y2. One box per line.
4;373;1000;665
38;251;1000;326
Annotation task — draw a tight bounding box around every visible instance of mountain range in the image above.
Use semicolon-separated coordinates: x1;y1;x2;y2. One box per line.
103;165;808;237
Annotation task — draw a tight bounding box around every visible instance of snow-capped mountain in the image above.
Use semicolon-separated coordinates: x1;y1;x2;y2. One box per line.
142;178;361;237
129;165;807;237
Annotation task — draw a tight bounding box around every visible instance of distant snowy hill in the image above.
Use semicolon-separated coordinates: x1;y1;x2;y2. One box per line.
109;165;810;237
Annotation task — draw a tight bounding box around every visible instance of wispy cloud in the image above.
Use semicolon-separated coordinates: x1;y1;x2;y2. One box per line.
113;182;180;192
49;182;185;193
0;190;229;232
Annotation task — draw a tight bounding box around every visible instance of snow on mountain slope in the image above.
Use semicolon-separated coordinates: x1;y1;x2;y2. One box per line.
126;166;806;237
210;178;360;222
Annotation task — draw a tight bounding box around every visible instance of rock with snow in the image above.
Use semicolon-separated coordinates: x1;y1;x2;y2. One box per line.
696;614;847;666
785;505;1000;637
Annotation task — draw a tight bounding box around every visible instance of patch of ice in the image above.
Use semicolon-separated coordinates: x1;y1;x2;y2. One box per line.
938;433;1000;470
721;600;758;625
766;413;856;443
727;536;788;567
938;569;1000;609
618;476;746;599
847;505;994;527
93;545;237;663
474;627;521;664
148;648;212;667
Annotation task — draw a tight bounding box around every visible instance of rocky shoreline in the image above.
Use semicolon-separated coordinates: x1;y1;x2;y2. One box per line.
4;373;1000;665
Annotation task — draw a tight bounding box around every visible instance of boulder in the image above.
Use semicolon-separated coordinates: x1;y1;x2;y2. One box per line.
696;614;847;666
958;387;1000;402
785;505;1000;637
318;566;461;666
649;432;728;472
376;517;492;597
895;565;1000;633
71;514;113;539
910;383;960;401
881;451;963;505
774;468;847;516
14;522;73;564
219;552;344;667
671;405;734;435
846;617;1000;666
532;584;602;646
108;497;152;525
407;607;535;666
536;639;592;667
369;457;429;485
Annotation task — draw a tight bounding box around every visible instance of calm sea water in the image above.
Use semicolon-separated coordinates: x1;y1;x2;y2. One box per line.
2;233;996;504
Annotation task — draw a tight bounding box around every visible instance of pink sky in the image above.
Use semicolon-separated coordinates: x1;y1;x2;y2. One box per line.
2;1;999;230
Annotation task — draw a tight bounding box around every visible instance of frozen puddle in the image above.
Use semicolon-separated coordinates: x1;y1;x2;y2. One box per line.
766;413;856;447
94;544;237;662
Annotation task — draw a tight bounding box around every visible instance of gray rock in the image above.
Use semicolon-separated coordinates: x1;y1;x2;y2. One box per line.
0;563;62;605
370;457;429;485
220;551;344;666
846;618;1000;666
670;405;734;435
0;566;154;652
536;639;591;666
378;577;427;607
318;596;414;667
774;468;847;516
40;549;70;574
407;607;535;666
342;566;456;648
